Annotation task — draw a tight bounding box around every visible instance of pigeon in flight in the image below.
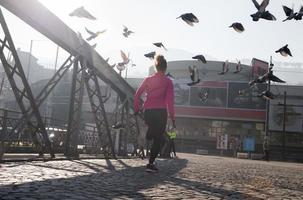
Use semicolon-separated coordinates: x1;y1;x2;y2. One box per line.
250;0;276;21
153;42;167;51
85;27;106;41
192;55;207;64
122;25;134;38
257;90;274;100
144;51;156;59
69;6;96;20
187;65;200;86
177;13;199;26
120;50;130;65
275;44;292;57
233;60;243;73
294;6;303;20
218;60;229;75
282;5;296;22
249;71;285;86
229;22;245;33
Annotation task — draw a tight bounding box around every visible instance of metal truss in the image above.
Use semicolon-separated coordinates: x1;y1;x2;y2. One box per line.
112;94;141;156
6;55;76;137
0;8;54;157
83;62;115;157
64;58;85;157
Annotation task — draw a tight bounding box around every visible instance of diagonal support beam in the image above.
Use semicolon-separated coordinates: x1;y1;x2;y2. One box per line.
64;58;85;157
83;61;115;157
0;8;54;157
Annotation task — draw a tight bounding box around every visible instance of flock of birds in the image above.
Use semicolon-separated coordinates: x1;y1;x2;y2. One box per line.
68;0;298;102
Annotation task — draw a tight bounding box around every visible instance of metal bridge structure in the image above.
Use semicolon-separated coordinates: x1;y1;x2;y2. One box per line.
0;0;142;159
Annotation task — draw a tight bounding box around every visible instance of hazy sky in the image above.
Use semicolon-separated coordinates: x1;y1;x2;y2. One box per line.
1;0;303;78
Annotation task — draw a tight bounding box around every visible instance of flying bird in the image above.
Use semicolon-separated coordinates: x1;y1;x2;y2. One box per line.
218;60;229;75
144;51;156;59
153;42;167;51
229;22;245;33
122;25;134;38
85;27;106;41
177;13;199;26
187;65;200;86
282;5;296;22
69;6;96;20
192;55;207;64
120;50;130;65
249;71;285;86
283;5;303;21
257;90;274;100
233;60;243;73
275;44;292;57
250;0;276;21
294;6;303;20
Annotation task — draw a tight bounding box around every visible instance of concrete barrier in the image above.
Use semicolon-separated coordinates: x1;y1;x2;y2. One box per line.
196;149;208;155
237;152;249;159
251;153;264;160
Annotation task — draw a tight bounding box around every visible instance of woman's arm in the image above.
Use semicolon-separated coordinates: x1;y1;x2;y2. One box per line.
165;79;175;122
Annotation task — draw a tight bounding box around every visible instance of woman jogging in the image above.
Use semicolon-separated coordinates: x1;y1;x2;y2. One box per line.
134;54;175;172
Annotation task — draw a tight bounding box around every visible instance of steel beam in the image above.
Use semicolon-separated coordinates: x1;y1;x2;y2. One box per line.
83;61;115;157
0;0;136;108
65;58;85;157
0;8;54;157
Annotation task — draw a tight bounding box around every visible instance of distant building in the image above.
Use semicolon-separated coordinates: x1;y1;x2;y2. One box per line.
149;59;303;160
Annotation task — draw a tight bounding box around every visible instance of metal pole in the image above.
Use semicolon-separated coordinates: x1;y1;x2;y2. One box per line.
282;91;287;160
54;45;59;73
26;40;33;82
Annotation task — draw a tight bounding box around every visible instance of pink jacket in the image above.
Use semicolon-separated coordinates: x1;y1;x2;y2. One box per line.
134;72;175;120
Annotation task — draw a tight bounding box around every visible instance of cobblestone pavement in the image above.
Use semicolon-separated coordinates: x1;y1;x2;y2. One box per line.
0;153;302;200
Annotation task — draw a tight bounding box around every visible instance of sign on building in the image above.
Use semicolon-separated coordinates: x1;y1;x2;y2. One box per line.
216;133;228;149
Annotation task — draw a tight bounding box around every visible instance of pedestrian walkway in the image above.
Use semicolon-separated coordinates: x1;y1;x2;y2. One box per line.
0;153;302;199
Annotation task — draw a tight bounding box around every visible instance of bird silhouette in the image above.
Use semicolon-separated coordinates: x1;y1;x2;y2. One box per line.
294;6;303;20
192;55;207;64
257;90;274;100
69;6;96;20
153;42;167;51
187;65;200;86
250;0;276;21
233;60;243;73
122;25;134;38
249;71;285;86
282;5;296;22
144;51;156;59
120;50;130;65
177;13;199;26
85;27;106;41
229;22;245;33
275;44;292;57
218;60;229;75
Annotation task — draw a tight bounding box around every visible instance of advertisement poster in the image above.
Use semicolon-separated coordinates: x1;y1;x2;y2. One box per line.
243;137;255;152
216;134;228;149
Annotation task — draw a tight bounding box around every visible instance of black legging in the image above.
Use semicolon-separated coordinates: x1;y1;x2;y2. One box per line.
144;109;167;164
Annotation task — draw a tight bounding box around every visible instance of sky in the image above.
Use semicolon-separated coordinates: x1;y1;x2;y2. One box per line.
1;0;303;80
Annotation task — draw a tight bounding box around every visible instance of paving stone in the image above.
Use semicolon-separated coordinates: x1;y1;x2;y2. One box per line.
0;153;302;199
